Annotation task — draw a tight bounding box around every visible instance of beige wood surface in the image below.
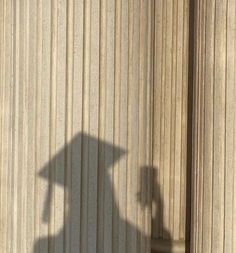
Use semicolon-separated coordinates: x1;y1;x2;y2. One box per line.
152;0;189;252
3;1;236;253
191;0;236;252
0;1;154;253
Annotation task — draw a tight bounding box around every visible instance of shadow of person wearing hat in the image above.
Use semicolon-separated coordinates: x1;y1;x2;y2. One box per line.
33;133;170;253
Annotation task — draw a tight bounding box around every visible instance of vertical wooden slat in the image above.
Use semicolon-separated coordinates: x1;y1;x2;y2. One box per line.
12;0;20;252
69;0;83;252
87;0;100;252
21;0;29;252
27;0;37;251
126;1;139;252
192;0;236;253
116;1;129;252
39;0;51;252
64;0;74;252
80;0;91;251
152;0;189;252
54;0;67;252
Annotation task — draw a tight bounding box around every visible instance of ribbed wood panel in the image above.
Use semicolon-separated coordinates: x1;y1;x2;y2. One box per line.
152;0;189;250
191;0;236;252
0;1;154;253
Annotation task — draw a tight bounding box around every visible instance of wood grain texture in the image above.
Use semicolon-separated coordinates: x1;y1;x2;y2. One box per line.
191;0;236;252
0;1;154;253
152;0;189;250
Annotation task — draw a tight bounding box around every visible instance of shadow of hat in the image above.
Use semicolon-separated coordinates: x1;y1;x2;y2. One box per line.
38;132;126;186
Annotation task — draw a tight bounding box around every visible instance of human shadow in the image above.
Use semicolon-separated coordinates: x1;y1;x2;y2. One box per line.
33;133;170;253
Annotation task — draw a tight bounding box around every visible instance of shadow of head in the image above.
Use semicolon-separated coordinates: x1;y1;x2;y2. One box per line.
38;132;126;223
